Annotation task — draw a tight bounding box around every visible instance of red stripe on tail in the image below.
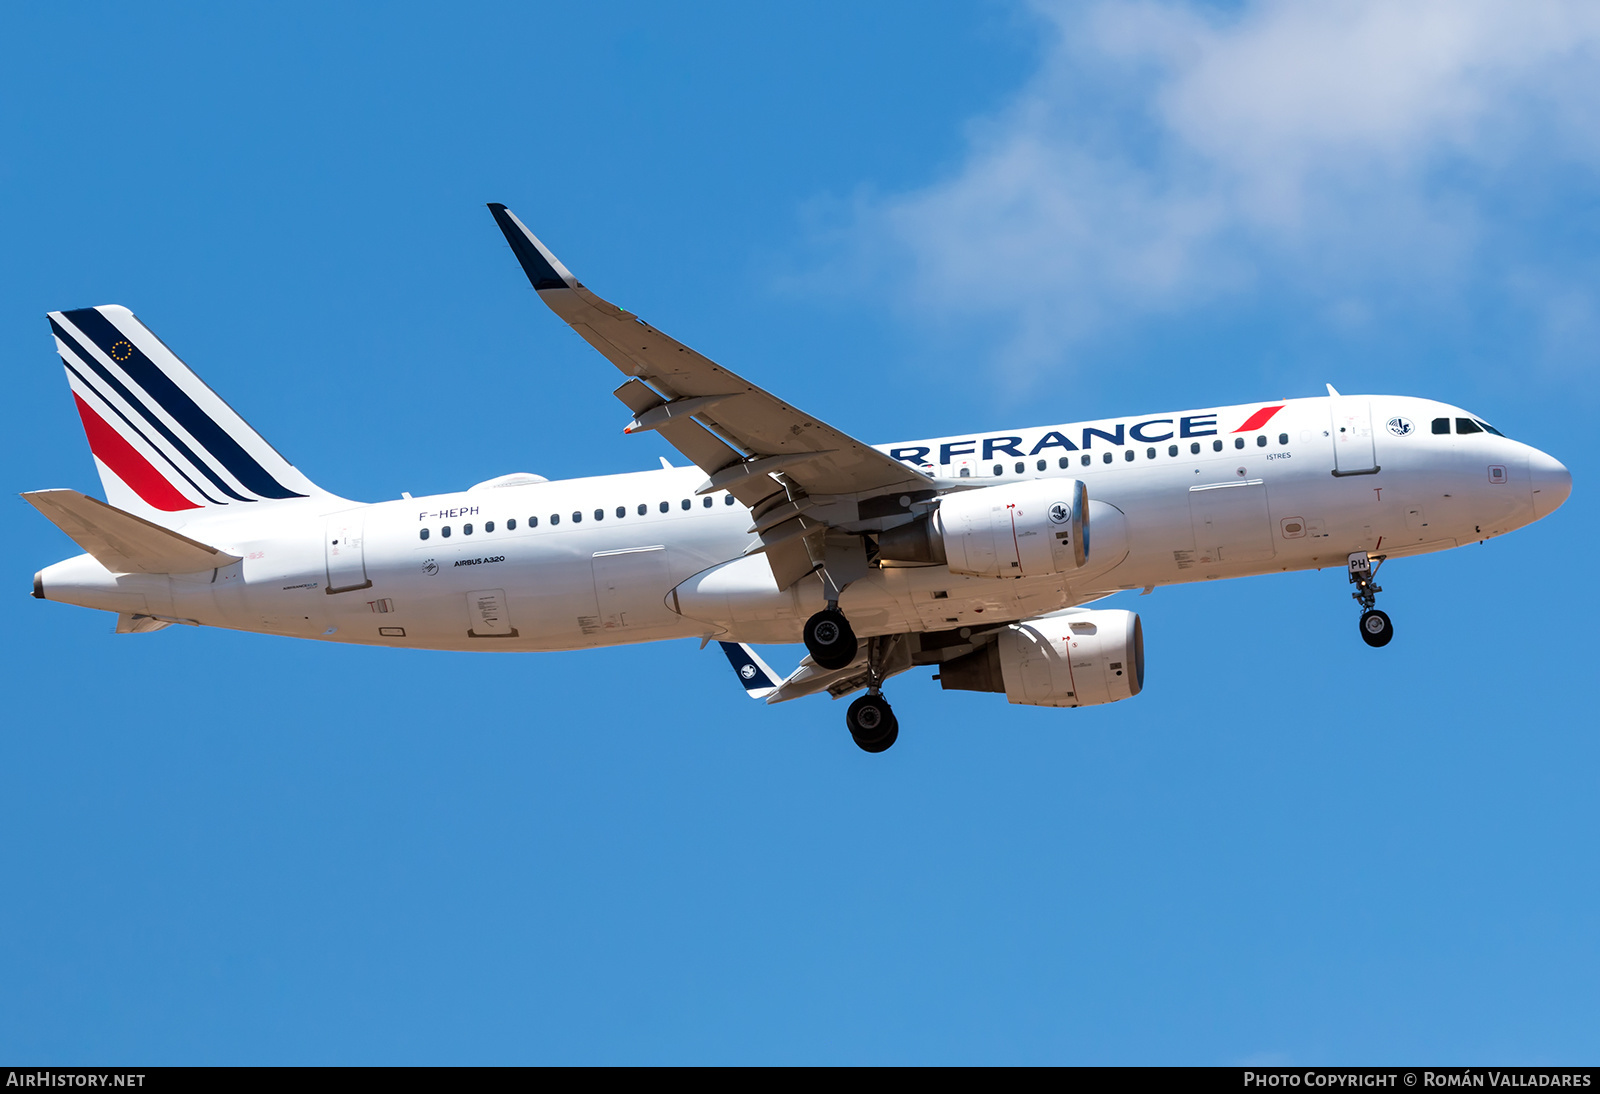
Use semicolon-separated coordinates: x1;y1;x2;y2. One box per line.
1233;405;1284;433
73;393;200;511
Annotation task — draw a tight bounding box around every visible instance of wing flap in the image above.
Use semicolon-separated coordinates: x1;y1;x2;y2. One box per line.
23;489;240;574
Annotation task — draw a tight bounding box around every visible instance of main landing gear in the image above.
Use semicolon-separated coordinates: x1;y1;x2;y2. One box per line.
846;693;898;753
803;604;898;753
1347;551;1394;648
845;634;901;753
803;605;858;670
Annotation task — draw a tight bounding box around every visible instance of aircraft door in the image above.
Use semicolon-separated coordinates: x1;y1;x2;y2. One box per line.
324;516;371;594
466;588;517;637
1189;480;1274;563
1330;398;1378;475
592;546;675;632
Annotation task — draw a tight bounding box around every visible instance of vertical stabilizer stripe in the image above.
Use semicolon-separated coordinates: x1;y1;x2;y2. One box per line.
62;308;304;499
52;318;254;502
61;358;227;505
73;393;201;511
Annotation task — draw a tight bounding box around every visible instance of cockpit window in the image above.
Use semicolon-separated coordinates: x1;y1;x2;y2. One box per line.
1432;417;1450;435
1456;418;1482;435
1474;418;1505;437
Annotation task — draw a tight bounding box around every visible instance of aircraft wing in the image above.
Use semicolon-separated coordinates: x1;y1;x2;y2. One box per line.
488;205;937;590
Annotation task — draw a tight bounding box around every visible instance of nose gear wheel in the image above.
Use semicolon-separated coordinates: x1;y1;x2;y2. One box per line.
1359;609;1393;647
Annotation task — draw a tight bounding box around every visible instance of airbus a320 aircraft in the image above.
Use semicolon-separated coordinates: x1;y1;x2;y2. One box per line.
26;204;1573;751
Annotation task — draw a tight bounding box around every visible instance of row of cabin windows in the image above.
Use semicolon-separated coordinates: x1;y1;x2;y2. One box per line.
1432;416;1505;437
973;433;1291;476
419;493;738;540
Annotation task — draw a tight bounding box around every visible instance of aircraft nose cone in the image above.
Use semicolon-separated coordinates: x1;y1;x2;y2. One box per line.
1529;449;1572;519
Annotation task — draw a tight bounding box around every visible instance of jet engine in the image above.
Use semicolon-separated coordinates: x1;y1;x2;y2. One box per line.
877;479;1089;579
937;609;1143;707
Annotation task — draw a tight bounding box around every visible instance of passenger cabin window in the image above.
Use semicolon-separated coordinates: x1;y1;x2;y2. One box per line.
1191;442;1201;454
1059;457;1070;469
1234;437;1245;449
442;526;452;538
1015;461;1025;474
1103;452;1113;464
485;521;495;532
528;516;538;527
550;514;559;525
659;501;670;512
419;528;429;541
1147;447;1156;459
725;494;736;505
993;464;1003;476
1212;440;1223;452
1278;434;1288;445
1037;459;1047;471
594;509;604;521
702;496;713;508
616;506;626;518
1456;418;1483;435
1168;445;1178;457
1432;417;1450;434
1124;449;1134;461
572;511;582;523
638;504;648;515
463;523;473;535
1255;435;1266;447
507;519;517;530
1080;455;1091;467
681;498;691;510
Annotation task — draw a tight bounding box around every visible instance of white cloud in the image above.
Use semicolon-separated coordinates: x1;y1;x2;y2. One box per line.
858;0;1600;369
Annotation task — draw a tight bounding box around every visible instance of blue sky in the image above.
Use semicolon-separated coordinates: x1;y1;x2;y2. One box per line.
2;1;1596;1064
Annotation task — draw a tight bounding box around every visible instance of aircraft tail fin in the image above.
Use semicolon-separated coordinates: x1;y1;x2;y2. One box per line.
47;305;327;525
22;489;240;574
718;641;782;700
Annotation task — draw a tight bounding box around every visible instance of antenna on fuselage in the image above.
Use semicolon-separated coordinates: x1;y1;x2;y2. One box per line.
1326;383;1342;397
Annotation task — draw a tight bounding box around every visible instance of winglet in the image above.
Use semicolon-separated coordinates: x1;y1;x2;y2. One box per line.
718;641;781;700
486;203;577;291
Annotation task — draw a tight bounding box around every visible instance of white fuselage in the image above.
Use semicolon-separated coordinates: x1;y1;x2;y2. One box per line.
37;394;1567;648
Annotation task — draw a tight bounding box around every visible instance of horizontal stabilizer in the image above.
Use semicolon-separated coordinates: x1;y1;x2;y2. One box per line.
22;489;240;574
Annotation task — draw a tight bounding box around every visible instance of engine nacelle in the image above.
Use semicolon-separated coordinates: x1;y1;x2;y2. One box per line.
938;609;1144;708
877;479;1089;579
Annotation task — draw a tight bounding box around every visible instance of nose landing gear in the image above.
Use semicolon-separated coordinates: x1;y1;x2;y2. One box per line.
1348;551;1394;648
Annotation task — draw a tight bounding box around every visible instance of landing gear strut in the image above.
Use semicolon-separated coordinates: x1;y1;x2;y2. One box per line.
1348;551;1394;648
804;605;858;670
845;634;900;753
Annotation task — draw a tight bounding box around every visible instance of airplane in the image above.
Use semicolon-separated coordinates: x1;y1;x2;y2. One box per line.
25;203;1573;752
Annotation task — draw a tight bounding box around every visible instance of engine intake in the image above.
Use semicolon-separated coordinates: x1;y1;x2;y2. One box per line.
938;609;1144;707
877;479;1089;579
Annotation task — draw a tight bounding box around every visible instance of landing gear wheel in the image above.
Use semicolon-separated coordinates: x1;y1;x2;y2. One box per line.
846;694;899;753
1359;609;1393;648
804;608;858;670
